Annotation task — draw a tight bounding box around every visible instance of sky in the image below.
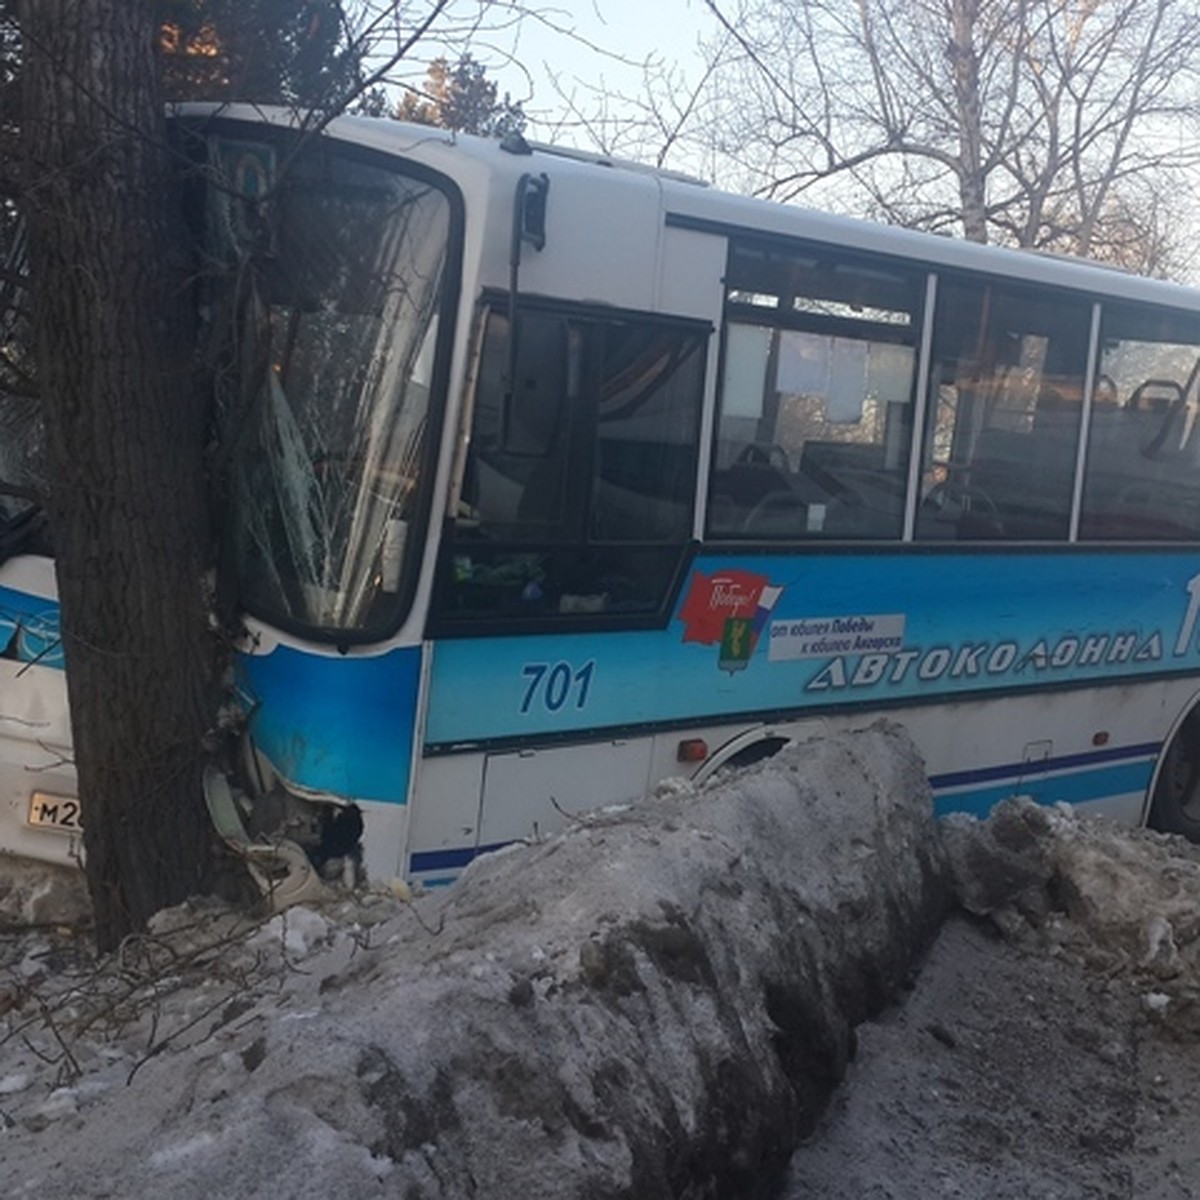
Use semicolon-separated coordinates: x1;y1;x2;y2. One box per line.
487;0;711;102
417;0;718;163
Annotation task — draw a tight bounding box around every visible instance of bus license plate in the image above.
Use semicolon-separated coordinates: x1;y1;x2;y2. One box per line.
27;793;82;834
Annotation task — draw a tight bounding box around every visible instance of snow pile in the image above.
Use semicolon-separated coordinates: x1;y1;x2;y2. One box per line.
0;722;946;1199
943;797;1200;1029
783;799;1200;1199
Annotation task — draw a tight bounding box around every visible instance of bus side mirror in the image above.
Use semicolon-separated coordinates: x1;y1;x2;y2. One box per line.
516;172;550;253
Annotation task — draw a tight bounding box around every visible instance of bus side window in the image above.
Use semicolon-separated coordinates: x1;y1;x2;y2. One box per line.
1079;307;1200;541
500;315;573;461
915;280;1089;542
710;243;921;541
435;306;706;626
456;310;576;540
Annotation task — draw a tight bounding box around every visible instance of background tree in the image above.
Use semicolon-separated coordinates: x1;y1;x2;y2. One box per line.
1;0;23;370
0;1;36;521
397;52;526;137
10;0;514;949
696;0;1200;276
157;0;363;104
536;50;726;171
19;0;226;948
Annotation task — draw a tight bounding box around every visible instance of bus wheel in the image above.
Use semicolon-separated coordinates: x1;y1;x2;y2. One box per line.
1150;710;1200;841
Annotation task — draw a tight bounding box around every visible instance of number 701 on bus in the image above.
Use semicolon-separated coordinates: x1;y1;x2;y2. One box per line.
520;661;596;714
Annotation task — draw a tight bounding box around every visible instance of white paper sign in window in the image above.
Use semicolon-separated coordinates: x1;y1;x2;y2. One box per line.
723;324;773;418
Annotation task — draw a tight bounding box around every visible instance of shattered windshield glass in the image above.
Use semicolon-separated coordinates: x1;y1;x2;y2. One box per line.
211;138;453;636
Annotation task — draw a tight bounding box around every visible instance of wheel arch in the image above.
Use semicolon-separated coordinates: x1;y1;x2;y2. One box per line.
689;725;792;785
1143;685;1200;835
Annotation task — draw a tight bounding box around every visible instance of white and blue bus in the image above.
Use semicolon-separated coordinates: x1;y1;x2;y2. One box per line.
5;105;1200;888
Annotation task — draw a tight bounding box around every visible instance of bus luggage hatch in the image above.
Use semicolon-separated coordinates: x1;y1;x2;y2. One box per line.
478;740;653;846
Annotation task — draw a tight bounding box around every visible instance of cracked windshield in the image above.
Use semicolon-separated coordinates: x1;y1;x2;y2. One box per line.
211;138;452;636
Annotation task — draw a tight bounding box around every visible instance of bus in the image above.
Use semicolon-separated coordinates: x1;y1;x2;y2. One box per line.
4;104;1200;893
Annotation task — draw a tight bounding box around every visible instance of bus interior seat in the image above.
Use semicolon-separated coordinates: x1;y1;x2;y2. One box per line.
799;441;903;537
1082;382;1200;538
799;440;887;490
713;455;793;528
967;425;1074;539
707;491;737;535
742;489;808;537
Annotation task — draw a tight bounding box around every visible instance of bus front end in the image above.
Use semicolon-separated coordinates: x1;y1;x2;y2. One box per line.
198;117;463;884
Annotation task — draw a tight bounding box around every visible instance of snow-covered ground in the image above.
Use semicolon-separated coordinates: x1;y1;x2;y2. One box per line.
4;728;1200;1197
787;799;1200;1198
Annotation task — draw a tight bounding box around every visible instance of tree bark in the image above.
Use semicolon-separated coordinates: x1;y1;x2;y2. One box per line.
20;0;221;949
947;0;988;243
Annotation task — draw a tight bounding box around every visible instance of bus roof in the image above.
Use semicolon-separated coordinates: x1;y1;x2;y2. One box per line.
176;102;1200;318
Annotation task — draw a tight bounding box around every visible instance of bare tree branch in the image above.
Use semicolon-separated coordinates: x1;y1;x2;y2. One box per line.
688;0;1200;276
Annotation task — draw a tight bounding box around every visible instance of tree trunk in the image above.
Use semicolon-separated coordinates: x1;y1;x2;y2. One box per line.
947;0;988;243
20;0;222;949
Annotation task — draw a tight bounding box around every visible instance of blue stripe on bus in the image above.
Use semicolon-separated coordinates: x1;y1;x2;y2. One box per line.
932;759;1156;819
927;741;1160;791
408;841;510;874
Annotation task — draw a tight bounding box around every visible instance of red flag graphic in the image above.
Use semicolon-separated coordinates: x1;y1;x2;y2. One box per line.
678;569;769;645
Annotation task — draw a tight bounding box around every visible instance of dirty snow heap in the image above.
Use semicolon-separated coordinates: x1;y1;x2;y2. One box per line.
1;723;947;1199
